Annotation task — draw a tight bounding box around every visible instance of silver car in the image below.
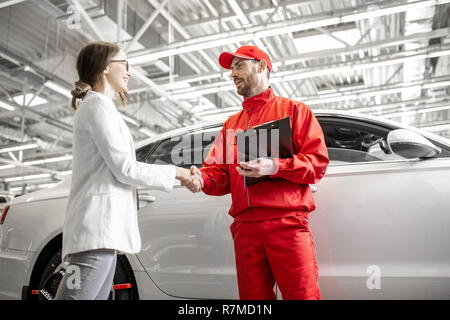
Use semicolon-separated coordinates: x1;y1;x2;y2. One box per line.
1;110;449;300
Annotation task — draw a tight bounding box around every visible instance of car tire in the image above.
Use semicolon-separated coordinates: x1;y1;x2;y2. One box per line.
37;249;139;300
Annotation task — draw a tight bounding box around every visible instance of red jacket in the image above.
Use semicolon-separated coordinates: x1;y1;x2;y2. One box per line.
200;87;329;221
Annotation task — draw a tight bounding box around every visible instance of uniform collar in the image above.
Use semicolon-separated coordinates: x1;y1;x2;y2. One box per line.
242;87;274;112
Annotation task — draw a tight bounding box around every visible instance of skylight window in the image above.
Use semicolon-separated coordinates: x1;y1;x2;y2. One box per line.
12;93;48;107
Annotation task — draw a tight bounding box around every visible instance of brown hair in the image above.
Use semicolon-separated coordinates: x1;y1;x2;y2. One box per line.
71;41;129;110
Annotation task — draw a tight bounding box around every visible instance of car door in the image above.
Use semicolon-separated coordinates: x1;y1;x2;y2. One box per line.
311;116;450;299
135;126;239;299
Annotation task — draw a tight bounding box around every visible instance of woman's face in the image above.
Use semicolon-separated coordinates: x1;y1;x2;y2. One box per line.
105;50;131;93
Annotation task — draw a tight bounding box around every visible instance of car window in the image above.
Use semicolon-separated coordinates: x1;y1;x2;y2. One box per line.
146;127;221;168
142;118;450;167
320;123;405;165
136;142;158;162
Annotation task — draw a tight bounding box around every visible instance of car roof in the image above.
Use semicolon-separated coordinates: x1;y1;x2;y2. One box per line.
135;109;450;149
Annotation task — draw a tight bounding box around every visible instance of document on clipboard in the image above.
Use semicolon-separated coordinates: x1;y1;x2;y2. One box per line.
236;117;293;187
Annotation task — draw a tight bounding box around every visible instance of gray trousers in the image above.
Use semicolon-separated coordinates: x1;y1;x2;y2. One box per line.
54;249;117;300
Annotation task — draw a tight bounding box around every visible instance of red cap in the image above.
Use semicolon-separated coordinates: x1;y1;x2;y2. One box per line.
219;45;272;72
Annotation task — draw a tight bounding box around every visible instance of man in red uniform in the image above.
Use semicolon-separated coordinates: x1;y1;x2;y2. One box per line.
191;46;329;300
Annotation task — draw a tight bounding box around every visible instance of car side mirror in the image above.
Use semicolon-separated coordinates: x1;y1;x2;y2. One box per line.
387;129;441;159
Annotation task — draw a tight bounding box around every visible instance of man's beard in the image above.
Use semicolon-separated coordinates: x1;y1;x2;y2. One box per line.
236;81;251;97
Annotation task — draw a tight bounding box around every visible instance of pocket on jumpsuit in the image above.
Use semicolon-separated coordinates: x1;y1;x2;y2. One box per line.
292;214;320;288
230;220;239;240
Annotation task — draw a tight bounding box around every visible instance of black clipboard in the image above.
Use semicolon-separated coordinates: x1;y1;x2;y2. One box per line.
236;117;293;187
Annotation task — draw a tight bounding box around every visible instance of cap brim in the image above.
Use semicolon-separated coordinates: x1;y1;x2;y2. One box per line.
219;52;255;69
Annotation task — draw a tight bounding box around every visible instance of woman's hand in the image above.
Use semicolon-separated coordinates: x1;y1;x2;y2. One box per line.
176;167;203;193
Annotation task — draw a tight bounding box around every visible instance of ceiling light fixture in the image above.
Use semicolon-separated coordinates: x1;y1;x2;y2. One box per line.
23;155;73;166
44;81;72;98
0;142;39;153
0;164;15;170
4;173;51;183
0;100;15;111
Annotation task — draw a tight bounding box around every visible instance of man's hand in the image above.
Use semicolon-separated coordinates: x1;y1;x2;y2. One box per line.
236;157;277;178
189;165;204;190
175;167;203;193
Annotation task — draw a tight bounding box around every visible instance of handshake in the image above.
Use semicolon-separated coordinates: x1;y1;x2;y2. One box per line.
175;166;203;193
174;158;276;193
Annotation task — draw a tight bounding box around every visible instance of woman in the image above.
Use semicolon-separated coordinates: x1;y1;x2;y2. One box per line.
55;41;202;300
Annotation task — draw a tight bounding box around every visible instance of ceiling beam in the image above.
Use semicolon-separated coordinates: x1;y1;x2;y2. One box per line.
59;0;201;123
67;0;104;41
146;0;219;71
298;77;450;106
125;0;170;52
128;0;450;65
163;44;450;99
226;0;250;25
127;27;449;91
198;76;450;116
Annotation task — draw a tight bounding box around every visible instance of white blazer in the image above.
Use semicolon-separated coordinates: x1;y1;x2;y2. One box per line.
62;91;176;261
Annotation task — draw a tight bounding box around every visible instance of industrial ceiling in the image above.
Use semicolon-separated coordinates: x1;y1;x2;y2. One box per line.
0;0;449;194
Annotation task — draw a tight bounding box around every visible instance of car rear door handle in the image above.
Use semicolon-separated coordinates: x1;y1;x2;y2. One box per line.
310;184;318;193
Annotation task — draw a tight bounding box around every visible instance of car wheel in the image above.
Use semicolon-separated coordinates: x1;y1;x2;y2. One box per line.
37;249;138;300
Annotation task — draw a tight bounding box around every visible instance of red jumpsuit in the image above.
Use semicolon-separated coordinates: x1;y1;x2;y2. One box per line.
200;87;329;300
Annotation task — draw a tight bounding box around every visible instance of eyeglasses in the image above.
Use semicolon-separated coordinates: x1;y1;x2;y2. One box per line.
109;59;129;72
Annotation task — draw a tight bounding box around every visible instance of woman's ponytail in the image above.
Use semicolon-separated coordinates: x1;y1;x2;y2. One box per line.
71;81;92;110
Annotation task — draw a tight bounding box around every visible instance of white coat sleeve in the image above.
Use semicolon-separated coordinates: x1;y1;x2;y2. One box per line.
83;97;176;191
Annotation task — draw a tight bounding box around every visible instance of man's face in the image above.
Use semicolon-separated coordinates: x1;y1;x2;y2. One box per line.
230;57;259;98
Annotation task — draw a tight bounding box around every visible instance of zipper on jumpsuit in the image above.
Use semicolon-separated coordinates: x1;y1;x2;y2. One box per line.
245;114;252;209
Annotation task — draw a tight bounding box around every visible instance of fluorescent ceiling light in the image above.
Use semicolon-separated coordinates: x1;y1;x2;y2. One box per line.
8;187;23;192
5;173;51;182
0;142;39;153
129;33;254;65
423;80;450;89
0;164;15;170
159;81;191;91
0;100;15;111
293;28;360;54
12;93;48;107
0;155;71;171
37;183;57;189
171;84;235;100
44;81;72;98
23;155;73;166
